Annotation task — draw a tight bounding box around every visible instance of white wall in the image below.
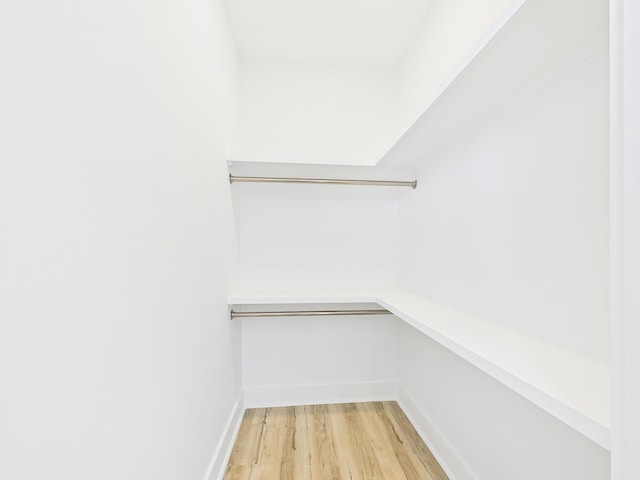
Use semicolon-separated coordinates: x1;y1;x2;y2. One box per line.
231;0;515;166
611;1;640;478
232;182;401;291
399;48;610;361
0;1;240;479
398;0;513;128
397;322;610;480
239;308;399;407
232;61;400;165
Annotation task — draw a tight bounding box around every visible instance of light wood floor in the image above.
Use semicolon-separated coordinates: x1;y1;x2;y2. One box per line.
223;401;449;480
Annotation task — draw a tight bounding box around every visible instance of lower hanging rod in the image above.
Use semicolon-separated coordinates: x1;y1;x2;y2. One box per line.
229;175;417;189
230;309;391;319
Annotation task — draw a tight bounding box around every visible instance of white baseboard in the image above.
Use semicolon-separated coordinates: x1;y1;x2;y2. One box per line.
204;394;245;480
397;386;479;480
243;380;398;408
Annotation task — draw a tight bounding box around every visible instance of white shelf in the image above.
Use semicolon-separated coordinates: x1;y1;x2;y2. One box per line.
228;287;379;305
229;286;610;450
376;289;610;450
377;0;608;168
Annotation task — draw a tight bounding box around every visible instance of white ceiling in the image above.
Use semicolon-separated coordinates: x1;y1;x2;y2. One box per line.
224;0;434;68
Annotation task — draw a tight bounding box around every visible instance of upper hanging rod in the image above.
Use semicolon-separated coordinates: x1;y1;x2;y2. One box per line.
229;175;417;189
230;308;391;320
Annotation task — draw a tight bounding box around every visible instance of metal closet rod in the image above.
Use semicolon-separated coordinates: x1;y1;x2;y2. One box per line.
229;175;417;189
230;309;391;319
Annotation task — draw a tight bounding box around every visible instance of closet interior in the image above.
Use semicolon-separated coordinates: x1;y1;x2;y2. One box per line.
6;0;637;479
227;0;611;478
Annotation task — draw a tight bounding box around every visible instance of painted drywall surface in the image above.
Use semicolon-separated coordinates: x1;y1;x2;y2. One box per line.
619;14;640;478
241;311;398;393
397;322;610;480
232;183;400;290
0;1;239;479
225;0;434;68
231;60;400;165
398;49;610;361
611;1;640;478
398;0;513;129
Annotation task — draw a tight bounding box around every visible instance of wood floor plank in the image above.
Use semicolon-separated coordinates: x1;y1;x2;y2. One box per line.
227;422;265;466
354;402;416;479
279;408;308;480
294;405;313;475
329;403;385;479
265;406;296;429
243;408;268;425
327;404;362;480
257;426;287;468
222;465;251;480
306;404;342;480
369;401;429;480
223;401;449;480
383;402;450;480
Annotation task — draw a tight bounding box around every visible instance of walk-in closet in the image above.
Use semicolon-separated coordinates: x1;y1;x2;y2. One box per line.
2;0;638;480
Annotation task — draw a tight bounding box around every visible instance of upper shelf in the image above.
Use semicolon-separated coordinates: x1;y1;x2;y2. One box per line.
377;0;609;169
229;286;610;451
228;287;379;305
227;160;414;181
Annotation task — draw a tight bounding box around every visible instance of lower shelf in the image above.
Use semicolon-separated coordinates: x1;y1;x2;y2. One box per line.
228;287;610;450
